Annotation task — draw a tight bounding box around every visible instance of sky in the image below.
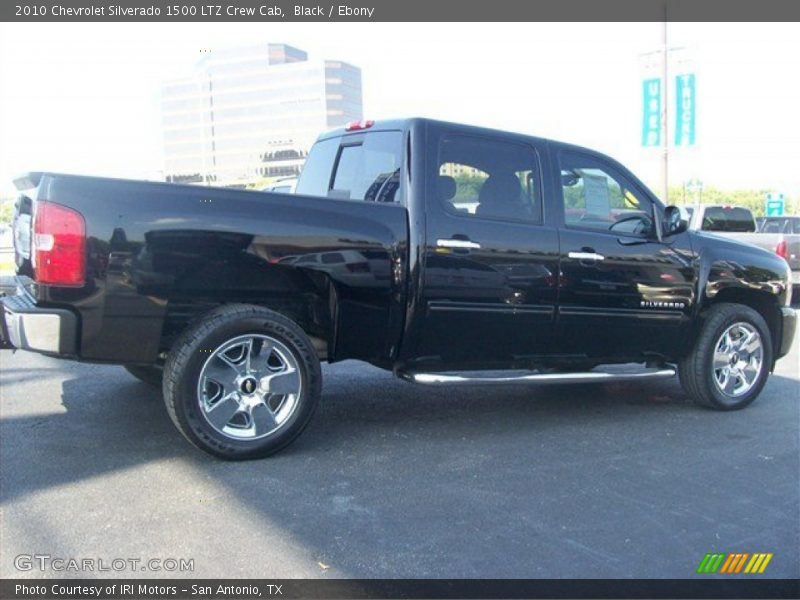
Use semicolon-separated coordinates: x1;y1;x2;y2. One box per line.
0;22;798;200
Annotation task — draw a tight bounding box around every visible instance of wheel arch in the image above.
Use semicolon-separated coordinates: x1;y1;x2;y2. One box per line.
156;265;335;364
701;287;782;367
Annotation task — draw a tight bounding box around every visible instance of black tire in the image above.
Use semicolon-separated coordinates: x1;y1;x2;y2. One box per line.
163;304;322;460
123;365;163;388
679;303;772;410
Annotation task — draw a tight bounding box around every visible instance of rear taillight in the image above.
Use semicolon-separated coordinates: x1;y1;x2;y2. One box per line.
33;201;86;286
776;240;789;260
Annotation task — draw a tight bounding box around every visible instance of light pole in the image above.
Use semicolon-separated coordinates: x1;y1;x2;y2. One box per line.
661;17;669;204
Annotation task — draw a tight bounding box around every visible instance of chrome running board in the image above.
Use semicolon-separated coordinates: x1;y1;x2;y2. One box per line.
399;366;676;386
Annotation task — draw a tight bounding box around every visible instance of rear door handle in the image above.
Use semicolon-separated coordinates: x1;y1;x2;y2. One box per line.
568;251;605;261
437;238;481;250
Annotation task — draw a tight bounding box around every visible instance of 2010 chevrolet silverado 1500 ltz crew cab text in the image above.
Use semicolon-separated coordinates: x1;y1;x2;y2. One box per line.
2;119;796;459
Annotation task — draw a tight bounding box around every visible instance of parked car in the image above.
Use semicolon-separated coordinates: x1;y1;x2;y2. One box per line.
261;177;297;194
749;216;800;296
680;204;799;296
1;118;795;459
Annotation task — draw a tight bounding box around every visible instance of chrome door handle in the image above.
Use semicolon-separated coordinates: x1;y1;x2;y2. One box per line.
437;238;481;250
568;251;605;261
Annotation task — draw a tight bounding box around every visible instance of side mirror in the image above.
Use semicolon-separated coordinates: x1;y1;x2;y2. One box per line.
663;205;689;236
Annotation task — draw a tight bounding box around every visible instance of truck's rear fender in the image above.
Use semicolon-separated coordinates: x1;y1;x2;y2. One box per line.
691;234;791;362
142;229;327;356
123;193;408;366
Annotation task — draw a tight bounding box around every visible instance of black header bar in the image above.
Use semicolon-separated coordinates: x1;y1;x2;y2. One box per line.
3;578;800;600
3;0;800;22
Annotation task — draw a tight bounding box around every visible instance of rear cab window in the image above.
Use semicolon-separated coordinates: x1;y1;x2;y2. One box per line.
701;207;756;232
295;131;404;203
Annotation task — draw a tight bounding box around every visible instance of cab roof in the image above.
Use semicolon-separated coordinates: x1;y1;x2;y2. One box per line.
318;117;600;158
315;118;657;203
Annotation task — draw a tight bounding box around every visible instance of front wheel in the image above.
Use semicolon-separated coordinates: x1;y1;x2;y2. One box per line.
679;303;772;410
163;304;322;460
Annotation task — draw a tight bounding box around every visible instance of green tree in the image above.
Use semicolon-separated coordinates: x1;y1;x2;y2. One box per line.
0;198;14;225
668;186;797;217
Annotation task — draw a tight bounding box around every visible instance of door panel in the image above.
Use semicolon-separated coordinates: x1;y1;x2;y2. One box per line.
419;217;559;367
415;131;559;369
557;229;695;359
555;149;695;361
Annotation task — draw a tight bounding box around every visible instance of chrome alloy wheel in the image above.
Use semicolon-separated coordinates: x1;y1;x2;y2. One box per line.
712;322;764;398
196;334;302;440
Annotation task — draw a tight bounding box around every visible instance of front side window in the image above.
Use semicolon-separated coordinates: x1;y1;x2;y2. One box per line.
559;152;655;237
437;135;541;223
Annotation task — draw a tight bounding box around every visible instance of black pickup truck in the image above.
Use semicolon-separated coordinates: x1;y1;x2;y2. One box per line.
2;118;796;459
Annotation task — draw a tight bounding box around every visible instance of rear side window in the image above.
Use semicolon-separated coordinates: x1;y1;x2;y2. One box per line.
701;207;755;232
437;135;541;223
295;132;403;203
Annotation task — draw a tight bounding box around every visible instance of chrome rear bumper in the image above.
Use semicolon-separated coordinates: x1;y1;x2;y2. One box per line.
0;281;78;355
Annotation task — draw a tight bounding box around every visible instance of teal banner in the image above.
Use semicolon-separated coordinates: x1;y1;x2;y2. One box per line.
675;73;696;146
641;78;661;146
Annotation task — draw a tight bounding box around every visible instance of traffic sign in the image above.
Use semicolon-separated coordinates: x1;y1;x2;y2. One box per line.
686;178;703;194
765;193;785;217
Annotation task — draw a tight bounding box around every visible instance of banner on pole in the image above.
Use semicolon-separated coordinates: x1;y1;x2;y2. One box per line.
675;73;696;146
641;78;662;147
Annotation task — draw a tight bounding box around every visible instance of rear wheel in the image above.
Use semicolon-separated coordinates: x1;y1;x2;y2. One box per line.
163;304;321;460
123;365;163;388
679;303;772;410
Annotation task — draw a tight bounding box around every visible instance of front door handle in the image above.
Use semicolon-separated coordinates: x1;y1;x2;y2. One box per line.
568;251;605;261
437;238;481;250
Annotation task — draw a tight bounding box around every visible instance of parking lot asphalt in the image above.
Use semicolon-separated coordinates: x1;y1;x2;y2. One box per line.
1;335;798;580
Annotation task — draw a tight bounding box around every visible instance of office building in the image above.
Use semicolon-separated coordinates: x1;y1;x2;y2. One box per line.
161;43;362;186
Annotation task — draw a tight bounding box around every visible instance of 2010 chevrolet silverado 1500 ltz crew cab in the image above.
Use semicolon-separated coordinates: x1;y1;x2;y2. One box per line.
2;119;796;459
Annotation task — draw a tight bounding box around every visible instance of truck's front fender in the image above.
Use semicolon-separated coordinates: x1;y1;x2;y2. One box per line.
691;232;792;359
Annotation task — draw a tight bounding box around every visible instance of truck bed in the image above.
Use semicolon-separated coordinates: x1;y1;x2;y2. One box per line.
12;172;409;365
